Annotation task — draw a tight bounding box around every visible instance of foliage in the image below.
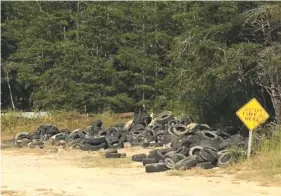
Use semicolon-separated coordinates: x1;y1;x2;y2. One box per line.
1;1;281;124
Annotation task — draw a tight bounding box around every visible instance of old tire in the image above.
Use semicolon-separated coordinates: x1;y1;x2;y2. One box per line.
217;152;233;167
142;158;158;166
157;111;174;124
145;163;169;173
105;152;126;159
163;152;186;169
132;153;147;162
174;155;199;170
199;147;218;164
196;162;214;169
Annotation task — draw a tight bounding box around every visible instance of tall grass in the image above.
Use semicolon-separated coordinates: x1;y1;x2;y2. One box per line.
1;111;128;140
228;125;281;186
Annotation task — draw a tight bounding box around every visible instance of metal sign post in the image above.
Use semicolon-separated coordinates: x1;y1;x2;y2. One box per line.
247;131;253;159
236;98;270;158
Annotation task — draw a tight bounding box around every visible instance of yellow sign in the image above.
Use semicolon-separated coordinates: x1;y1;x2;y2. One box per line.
236;98;270;131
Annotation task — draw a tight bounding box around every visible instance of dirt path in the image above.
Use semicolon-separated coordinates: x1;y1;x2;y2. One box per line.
1;149;281;196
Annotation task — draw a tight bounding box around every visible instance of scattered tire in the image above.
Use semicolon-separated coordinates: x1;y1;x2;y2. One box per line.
174;155;199;170
78;142;107;151
105;152;126;159
199;147;218;164
77;130;88;138
163;152;186;169
83;136;106;145
132;154;147;162
145;163;169;173
106;148;118;154
15;132;30;140
217;151;233;167
148;148;174;162
142;158;158;166
196;162;214;169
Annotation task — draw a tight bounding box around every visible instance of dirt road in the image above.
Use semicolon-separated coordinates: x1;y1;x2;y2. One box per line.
1;149;281;196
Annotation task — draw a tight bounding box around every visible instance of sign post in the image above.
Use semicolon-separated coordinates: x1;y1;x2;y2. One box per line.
236;98;269;159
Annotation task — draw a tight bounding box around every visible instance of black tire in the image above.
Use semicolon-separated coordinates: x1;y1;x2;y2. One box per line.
148;148;175;162
157;111;174;124
178;116;193;126
67;130;81;140
199;139;220;151
77;130;88;138
105;137;123;148
167;126;178;137
145;163;169;173
176;146;189;156
215;131;231;140
142;158;158;166
217;150;228;157
68;138;83;147
15;132;30;140
199;147;218;164
51;133;68;140
78;142;107;151
154;130;165;142
132;134;146;145
130;124;145;132
132;153;147;162
217;151;233;167
168;119;178;127
200;131;219;140
189;146;203;156
151;124;164;132
174;155;199;170
196;162;214;169
83;136;106;145
106;148;118;154
98;130;109;137
105;152;125;159
172;124;189;136
163;152;186;169
108;127;122;137
218;140;232;150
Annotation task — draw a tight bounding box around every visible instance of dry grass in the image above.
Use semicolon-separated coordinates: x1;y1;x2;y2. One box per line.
1;190;23;196
1;146;48;155
166;167;222;177
1;111;128;140
226;126;281;187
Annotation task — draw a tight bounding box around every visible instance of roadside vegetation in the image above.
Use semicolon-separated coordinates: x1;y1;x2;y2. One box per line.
1;111;128;139
1;112;281;186
1;1;281;187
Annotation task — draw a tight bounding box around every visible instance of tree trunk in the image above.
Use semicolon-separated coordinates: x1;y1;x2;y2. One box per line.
5;69;16;112
270;83;281;123
269;73;281;123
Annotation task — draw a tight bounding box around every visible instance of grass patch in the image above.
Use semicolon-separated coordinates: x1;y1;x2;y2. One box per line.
227;125;281;186
1;111;128;140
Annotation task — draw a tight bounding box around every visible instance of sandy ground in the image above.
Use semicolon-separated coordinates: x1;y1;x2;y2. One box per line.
1;148;281;196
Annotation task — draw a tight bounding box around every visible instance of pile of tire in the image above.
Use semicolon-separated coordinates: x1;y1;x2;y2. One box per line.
66;121;128;151
126;111;194;147
3;124;65;149
130;117;248;173
6;111;248;156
